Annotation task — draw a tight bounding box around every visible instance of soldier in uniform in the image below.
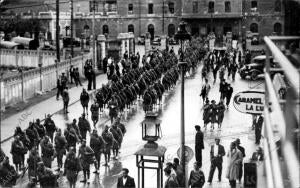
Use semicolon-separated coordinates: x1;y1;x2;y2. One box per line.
27;147;42;181
90;100;100;127
78;140;95;184
70;119;81;139
44;114;57;142
90;129;105;174
10;135;26;172
110;124;123;158
37;162;58;188
80;88;90;115
54;129;67;171
0;157;19;187
115;117;126;135
40;136;55;168
26;122;40;150
102;125;113;166
78;114;91;140
64;123;80;151
64;147;82;188
34;119;46;140
14;127;30;167
108;97;118;124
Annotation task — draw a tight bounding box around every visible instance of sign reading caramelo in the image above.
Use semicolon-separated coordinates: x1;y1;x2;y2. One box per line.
233;91;265;114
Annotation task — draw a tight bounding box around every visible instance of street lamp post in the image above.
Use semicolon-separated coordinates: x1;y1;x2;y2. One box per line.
174;22;191;187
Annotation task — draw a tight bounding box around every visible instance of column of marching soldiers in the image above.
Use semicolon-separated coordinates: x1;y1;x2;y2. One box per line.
0;38;207;188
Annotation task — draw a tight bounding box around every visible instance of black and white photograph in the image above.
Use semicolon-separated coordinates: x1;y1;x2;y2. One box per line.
0;0;299;187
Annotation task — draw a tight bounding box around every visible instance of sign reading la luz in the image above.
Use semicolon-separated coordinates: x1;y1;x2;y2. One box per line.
233;91;265;115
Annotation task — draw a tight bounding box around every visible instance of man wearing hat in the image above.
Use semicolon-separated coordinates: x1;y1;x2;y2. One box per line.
235;138;245;183
208;137;225;184
195;125;204;166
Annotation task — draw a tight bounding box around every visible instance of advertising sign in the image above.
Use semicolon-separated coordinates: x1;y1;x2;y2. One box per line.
177;146;194;163
233;91;265;114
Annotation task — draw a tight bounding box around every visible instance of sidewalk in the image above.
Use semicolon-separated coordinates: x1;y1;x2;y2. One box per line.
0;73;108;143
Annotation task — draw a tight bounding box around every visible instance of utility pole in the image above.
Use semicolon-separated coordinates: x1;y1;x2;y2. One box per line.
70;0;74;57
139;0;141;36
92;0;96;69
162;0;165;34
56;0;60;62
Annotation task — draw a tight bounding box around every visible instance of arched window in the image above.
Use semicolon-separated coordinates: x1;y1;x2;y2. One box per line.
274;0;281;12
250;23;258;33
274;23;282;35
168;24;175;37
103;25;109;34
128;24;134;33
148;24;155;40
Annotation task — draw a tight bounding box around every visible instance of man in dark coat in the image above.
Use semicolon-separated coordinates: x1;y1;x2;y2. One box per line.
69;65;75;84
54;129;67;171
235;138;245;183
224;83;233;108
74;68;82;87
62;87;70;113
254;115;264;144
56;76;63;100
44;114;57;142
117;168;136;188
207;138;225;184
78;114;91;140
103;57;108;73
203;99;211;130
80;88;90;115
195;125;204;166
219;79;227;100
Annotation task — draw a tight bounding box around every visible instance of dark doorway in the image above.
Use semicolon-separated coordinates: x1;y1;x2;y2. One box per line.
148;24;155;40
274;23;282;35
168;24;175;37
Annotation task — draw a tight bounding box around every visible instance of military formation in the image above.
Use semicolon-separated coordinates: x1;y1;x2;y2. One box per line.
0;37;208;188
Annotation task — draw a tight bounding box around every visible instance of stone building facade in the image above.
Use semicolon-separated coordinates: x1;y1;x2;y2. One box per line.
1;0;285;42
